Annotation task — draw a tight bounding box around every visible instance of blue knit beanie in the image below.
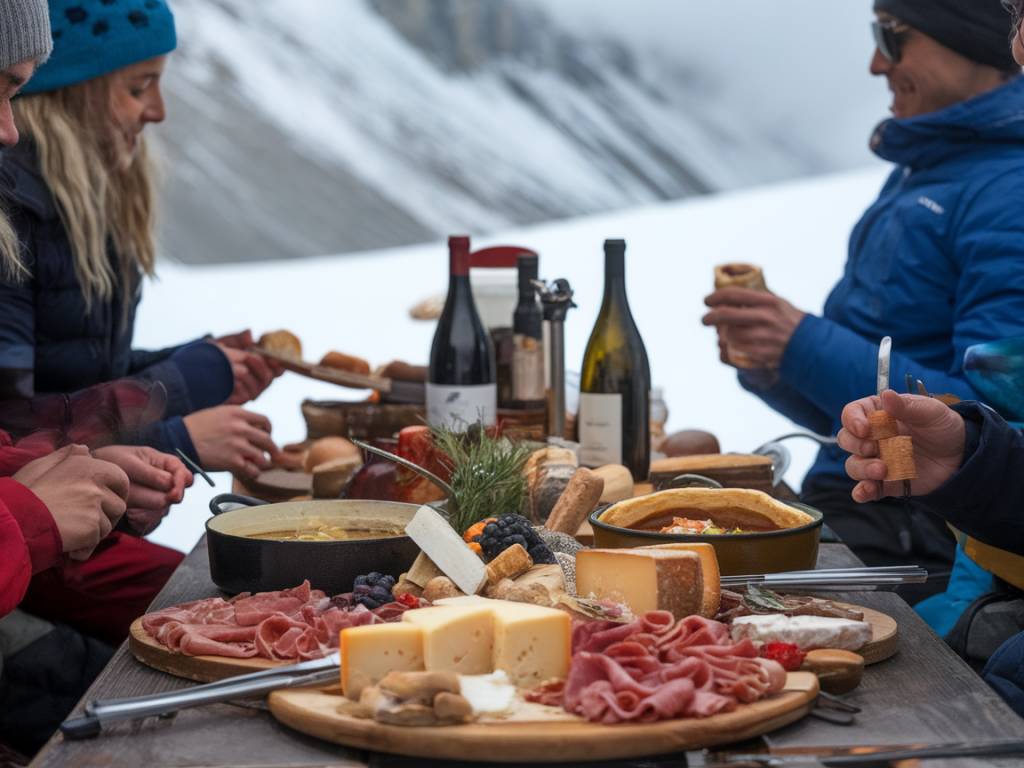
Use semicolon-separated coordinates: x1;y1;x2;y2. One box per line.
22;0;176;95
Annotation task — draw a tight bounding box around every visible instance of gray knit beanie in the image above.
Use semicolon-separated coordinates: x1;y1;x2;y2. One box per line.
0;0;52;71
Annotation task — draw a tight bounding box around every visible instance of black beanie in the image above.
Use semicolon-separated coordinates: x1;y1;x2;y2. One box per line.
874;0;1019;72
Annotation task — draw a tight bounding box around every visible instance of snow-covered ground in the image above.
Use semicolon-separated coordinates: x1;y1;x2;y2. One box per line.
141;164;889;554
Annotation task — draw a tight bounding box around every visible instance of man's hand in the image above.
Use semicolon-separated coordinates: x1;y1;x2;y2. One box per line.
13;445;130;560
213;330;283;405
183;406;278;479
702;287;806;370
837;390;966;502
92;446;193;535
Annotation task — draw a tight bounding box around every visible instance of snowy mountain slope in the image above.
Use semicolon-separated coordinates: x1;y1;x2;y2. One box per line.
141;165;889;554
156;0;887;264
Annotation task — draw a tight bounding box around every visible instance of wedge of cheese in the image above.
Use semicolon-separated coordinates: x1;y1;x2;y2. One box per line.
340;622;425;699
418;596;571;689
644;542;721;618
402;605;494;674
575;548;704;620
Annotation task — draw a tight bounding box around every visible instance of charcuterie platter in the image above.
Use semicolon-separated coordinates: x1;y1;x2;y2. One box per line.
128;599;898;685
266;672;819;763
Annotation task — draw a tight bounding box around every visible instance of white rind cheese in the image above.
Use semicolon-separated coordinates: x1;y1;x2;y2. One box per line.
730;614;873;651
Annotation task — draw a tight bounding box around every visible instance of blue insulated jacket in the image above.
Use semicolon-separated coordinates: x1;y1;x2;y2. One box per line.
0;142;233;460
741;76;1024;486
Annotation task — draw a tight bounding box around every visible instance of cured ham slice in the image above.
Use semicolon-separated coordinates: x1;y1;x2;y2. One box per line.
140;581;422;661
543;611;786;724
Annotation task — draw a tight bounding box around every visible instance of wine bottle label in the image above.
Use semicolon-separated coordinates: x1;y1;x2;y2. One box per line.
426;383;498;429
578;392;622;466
512;334;545;402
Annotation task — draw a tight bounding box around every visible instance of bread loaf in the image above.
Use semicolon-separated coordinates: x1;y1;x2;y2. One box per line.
304;436;361;473
258;330;302;361
319;351;372;376
524;447;578;523
545;467;604;534
591;464;633;503
713;264;768;369
311;455;363;498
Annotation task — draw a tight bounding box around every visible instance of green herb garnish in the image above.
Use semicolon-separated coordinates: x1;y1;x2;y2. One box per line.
431;422;532;534
745;583;787;612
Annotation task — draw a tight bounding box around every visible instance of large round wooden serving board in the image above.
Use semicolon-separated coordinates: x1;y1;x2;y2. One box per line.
268;672;819;763
129;618;282;683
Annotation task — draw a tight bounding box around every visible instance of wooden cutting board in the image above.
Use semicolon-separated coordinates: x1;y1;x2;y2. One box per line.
854;604;898;665
267;672;819;763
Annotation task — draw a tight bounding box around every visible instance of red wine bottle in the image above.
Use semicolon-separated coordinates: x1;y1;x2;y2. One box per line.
427;236;497;430
578;239;651;479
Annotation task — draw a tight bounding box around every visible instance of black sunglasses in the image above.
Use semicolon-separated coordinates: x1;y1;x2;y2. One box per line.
872;19;908;63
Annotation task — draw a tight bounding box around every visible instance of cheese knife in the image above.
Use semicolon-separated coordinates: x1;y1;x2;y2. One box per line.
687;738;1024;766
876;336;912;498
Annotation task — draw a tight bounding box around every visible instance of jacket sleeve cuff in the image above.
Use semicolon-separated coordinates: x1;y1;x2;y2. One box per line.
133;342;234;417
0;478;62;573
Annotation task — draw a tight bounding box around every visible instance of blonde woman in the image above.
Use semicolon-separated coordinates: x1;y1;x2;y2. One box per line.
0;0;283;646
0;0;282;479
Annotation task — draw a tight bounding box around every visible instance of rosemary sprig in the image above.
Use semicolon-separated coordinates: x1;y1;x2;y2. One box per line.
430;422;532;534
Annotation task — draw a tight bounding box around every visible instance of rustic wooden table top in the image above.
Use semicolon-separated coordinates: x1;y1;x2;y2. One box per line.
31;541;1024;768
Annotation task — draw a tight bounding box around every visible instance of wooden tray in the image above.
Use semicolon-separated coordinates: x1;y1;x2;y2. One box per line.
267;672;819;763
129;601;897;685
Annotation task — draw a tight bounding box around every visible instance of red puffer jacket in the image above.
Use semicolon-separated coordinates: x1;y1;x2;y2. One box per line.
0;429;60;618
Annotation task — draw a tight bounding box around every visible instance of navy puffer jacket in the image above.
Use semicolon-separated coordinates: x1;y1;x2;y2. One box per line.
740;76;1024;486
0;141;233;459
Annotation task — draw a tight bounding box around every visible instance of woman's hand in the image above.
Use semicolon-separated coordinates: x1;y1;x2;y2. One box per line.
213;330;284;405
92;445;193;535
183;406;278;479
701;288;805;370
13;445;130;560
837;390;966;502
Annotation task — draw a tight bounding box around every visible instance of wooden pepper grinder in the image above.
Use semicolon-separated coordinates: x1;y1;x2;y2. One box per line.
874;337;917;493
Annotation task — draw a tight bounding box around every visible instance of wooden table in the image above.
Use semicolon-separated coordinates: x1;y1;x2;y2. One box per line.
31;541;1024;767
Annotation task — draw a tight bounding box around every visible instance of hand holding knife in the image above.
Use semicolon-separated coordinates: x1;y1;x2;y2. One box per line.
873;336;916;497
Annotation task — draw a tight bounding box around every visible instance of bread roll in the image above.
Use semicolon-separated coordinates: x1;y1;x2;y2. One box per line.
661;430;721;458
376;360;428;382
319;351;372;376
311;455;363;498
303;436;361;473
712;264;768;369
258;330;302;361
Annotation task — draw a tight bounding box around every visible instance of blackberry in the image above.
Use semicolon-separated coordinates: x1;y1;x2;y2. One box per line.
476;514;556;564
352;572;396;609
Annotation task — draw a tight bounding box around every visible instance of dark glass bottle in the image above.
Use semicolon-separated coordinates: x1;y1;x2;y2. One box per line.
578;239;651;479
511;253;545;409
426;235;497;429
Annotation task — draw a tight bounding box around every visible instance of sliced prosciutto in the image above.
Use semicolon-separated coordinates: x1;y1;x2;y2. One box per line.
530;611;787;723
140;581;421;662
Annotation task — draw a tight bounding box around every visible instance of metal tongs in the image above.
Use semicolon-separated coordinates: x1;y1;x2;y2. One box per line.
721;565;928;591
60;654;340;740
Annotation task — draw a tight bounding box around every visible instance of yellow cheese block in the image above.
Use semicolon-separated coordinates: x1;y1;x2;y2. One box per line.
340;622;424;699
644;542;722;618
402;606;494;674
422;596;571;688
490;601;571;689
575;548;704;620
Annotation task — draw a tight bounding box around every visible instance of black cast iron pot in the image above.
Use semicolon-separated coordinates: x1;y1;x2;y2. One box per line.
206;494;422;595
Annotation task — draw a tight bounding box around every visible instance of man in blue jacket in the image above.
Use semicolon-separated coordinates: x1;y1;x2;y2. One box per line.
703;0;1024;601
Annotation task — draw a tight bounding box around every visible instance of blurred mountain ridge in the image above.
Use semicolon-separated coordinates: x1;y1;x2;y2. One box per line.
157;0;879;265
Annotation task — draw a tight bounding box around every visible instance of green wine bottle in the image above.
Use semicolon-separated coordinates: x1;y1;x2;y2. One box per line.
578;239;651;480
